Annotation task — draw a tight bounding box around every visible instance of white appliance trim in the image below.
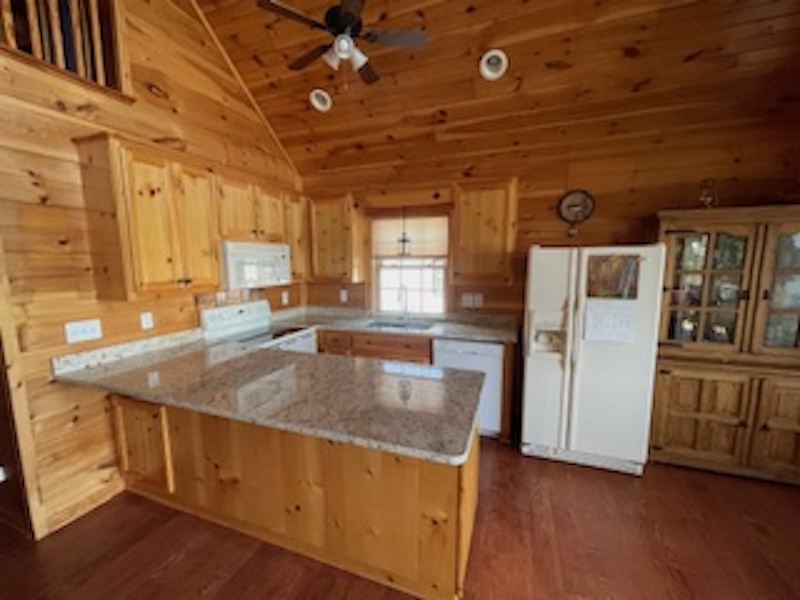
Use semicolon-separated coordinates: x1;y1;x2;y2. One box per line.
520;443;644;476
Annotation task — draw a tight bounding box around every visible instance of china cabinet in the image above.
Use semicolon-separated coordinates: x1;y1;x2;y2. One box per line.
652;205;800;485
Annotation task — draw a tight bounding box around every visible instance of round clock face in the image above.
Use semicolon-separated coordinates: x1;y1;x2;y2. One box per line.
558;190;595;224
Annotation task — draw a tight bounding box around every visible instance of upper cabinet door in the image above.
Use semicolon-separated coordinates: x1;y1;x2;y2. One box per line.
124;149;180;292
255;187;286;242
172;165;218;289
660;224;757;353
311;197;352;281
752;223;800;357
218;177;257;241
285;195;309;282
451;179;518;284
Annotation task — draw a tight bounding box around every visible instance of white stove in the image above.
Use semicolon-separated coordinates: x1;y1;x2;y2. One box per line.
200;300;317;353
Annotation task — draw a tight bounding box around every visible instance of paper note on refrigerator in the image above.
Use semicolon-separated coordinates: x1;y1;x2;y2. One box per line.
584;299;637;343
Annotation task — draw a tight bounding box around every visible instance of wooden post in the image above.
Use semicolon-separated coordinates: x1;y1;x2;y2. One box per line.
88;0;105;85
24;0;43;59
68;0;86;77
1;0;16;48
45;0;65;68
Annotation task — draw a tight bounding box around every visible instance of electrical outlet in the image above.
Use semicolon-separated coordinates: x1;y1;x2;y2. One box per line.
0;465;7;484
147;371;161;388
64;319;103;344
139;312;154;330
473;292;484;308
461;292;474;308
281;290;290;306
339;288;349;304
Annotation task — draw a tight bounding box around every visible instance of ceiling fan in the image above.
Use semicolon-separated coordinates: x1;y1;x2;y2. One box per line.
257;0;427;85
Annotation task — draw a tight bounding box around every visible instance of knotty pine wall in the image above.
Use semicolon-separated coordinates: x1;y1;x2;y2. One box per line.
0;0;297;538
357;122;800;317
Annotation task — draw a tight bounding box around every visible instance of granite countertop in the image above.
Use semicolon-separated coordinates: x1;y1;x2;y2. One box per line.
273;308;519;345
56;342;484;466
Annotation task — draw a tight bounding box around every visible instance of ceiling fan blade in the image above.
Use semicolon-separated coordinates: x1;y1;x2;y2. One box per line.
358;62;380;85
288;44;332;70
340;0;364;18
362;28;427;48
257;0;328;32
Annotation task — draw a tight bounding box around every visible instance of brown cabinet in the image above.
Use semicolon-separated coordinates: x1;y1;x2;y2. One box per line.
122;146;219;294
318;330;432;364
653;206;800;485
451;179;518;284
284;195;310;282
217;176;257;241
310;195;368;282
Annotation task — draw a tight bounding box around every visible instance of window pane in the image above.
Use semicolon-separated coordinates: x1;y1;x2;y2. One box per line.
712;233;747;270
380;268;400;288
372;216;448;257
765;314;799;348
671;273;703;306
375;257;446;315
709;274;741;308
771;274;800;310
380;289;404;312
668;310;700;342
776;232;800;270
703;312;736;345
674;234;708;270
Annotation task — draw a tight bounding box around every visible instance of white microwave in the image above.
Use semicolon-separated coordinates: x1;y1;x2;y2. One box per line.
220;241;291;289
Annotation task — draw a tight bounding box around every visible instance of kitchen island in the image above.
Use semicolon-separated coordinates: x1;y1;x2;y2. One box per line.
55;342;483;600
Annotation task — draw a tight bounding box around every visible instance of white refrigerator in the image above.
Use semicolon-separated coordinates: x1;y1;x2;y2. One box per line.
521;244;666;475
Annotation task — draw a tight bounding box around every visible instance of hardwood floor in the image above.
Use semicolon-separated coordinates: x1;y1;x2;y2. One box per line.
2;440;798;599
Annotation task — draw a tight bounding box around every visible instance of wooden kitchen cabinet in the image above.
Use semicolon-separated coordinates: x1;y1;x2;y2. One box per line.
217;175;257;241
284;195;310;281
651;367;753;468
653;204;800;485
310;195;368;283
749;376;800;482
451;179;518;284
318;330;432;364
351;332;432;364
77;136;220;297
218;175;289;244
112;397;173;495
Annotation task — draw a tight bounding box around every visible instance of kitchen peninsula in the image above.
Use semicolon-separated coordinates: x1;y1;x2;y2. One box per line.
55;340;483;600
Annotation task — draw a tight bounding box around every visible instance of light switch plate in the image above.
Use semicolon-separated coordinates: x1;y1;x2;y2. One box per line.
140;312;154;330
473;293;484;308
281;291;290;306
0;465;7;483
339;288;349;304
461;293;474;308
64;319;103;344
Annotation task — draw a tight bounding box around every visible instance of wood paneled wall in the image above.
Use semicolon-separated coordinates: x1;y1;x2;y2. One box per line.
0;0;296;538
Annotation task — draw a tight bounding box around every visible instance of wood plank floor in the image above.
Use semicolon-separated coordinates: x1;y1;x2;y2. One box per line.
1;440;799;599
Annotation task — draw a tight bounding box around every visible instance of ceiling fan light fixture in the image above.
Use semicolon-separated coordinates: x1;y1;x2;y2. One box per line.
350;46;369;71
333;34;355;59
322;47;341;70
479;49;509;81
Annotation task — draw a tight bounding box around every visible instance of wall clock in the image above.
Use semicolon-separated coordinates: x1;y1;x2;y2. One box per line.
557;189;595;235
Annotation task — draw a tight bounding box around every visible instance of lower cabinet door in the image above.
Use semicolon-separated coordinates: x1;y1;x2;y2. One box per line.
749;376;800;482
651;367;752;468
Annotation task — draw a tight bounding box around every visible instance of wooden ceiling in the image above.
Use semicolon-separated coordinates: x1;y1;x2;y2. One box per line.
197;0;800;200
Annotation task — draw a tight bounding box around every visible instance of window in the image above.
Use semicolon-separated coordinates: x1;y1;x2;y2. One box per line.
2;0;120;90
372;216;448;315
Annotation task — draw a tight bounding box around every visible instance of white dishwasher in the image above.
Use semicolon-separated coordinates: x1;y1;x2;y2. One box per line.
432;339;504;436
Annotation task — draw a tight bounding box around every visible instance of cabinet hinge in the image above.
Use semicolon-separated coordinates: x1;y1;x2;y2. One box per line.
738;290;750;301
651;445;664;451
658;369;672;375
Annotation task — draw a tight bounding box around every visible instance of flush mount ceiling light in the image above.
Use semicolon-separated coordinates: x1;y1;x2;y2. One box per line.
309;88;333;112
479;49;509;81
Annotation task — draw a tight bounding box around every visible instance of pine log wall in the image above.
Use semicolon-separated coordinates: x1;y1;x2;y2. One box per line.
0;0;297;538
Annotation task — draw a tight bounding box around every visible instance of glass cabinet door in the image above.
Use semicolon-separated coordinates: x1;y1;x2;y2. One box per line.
661;225;756;351
753;223;800;356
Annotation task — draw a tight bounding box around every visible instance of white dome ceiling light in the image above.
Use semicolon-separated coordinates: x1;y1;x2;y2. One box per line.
479;49;509;81
309;88;333;113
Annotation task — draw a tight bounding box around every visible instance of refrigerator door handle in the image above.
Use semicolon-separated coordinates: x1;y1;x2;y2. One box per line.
557;250;579;449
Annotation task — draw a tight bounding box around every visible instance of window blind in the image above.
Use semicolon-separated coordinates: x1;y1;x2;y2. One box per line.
372;216;448;257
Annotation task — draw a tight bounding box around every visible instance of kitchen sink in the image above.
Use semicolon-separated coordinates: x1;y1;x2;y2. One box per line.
368;319;434;331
